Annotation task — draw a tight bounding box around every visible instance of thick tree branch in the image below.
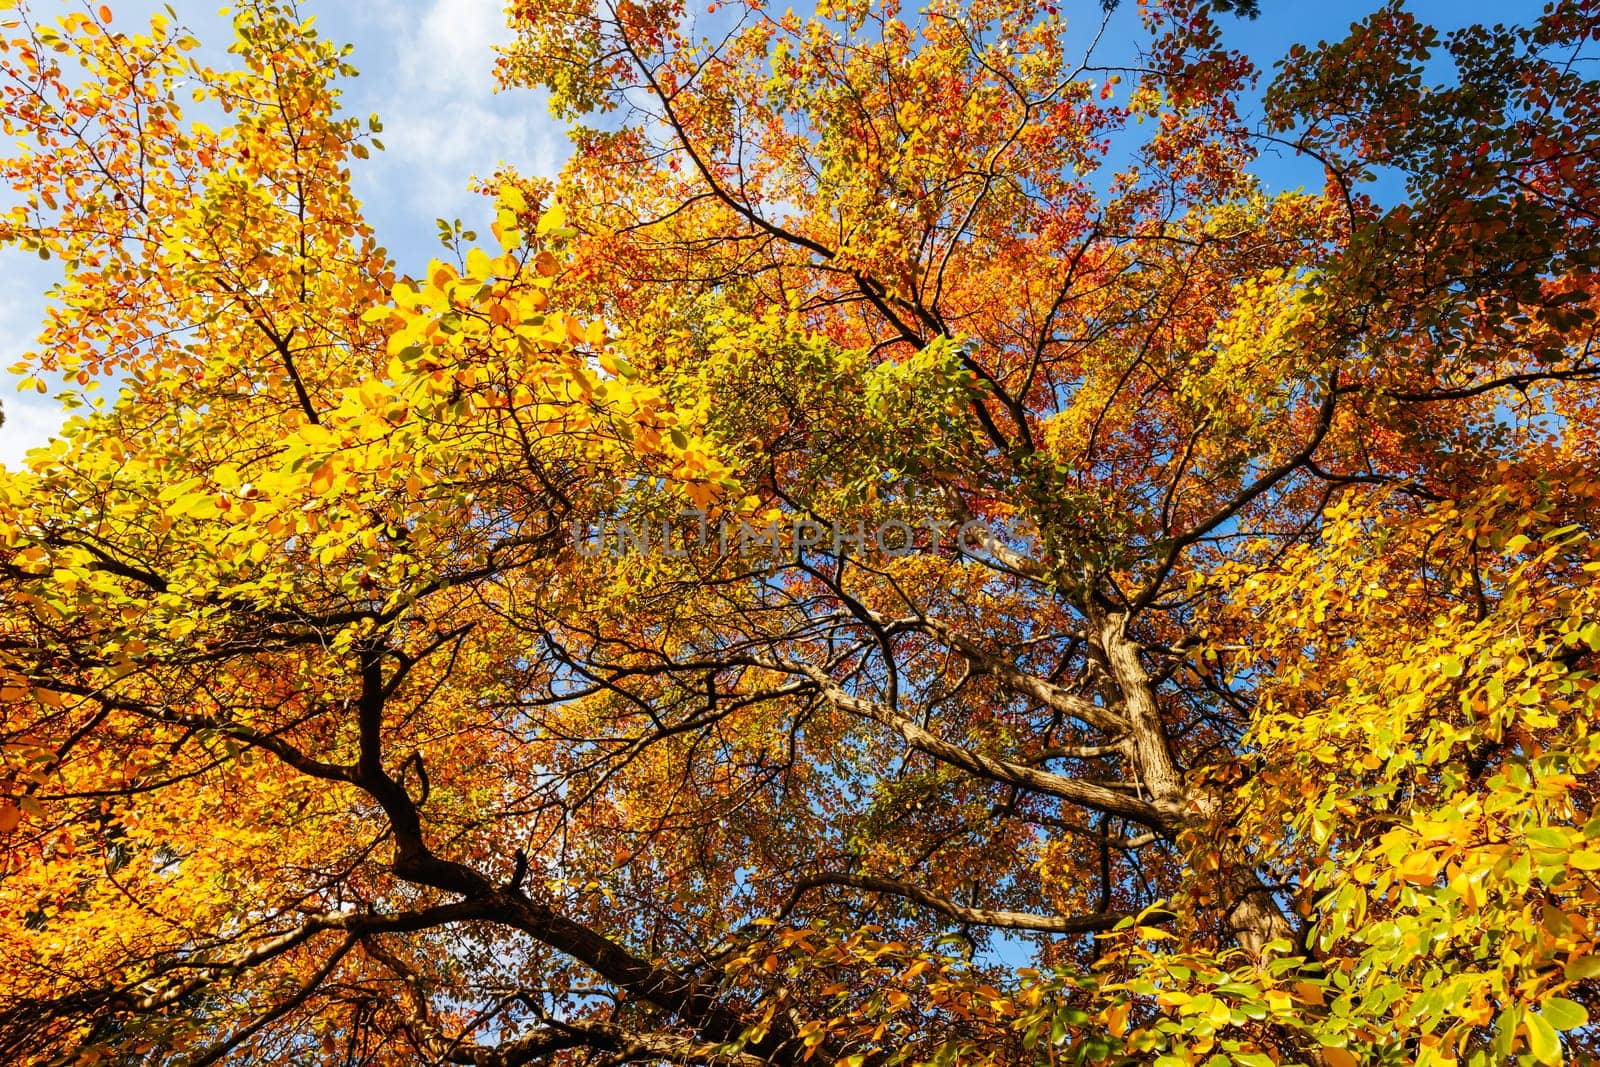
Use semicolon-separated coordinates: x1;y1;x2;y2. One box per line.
754;656;1179;831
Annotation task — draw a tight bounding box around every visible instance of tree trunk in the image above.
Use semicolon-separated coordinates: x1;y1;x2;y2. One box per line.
1094;608;1298;955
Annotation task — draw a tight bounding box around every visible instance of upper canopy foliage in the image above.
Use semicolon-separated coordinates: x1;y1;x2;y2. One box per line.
1;0;1598;1065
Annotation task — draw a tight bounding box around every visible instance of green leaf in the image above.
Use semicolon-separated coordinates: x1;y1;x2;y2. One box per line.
1564;956;1600;981
1542;997;1588;1032
1579;621;1600;652
1526;1011;1561;1065
1526;827;1572;850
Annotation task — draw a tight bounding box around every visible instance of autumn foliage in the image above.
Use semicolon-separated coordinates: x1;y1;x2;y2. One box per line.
2;0;1600;1064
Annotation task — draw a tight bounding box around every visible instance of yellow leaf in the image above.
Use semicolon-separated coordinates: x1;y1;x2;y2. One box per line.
493;211;522;252
497;182;527;214
536;202;566;236
1399;849;1441;885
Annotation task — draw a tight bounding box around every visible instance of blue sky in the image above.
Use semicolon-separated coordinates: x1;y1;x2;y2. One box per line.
0;0;1533;465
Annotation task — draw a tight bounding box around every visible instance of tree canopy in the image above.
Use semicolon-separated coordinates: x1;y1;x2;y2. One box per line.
2;0;1599;1064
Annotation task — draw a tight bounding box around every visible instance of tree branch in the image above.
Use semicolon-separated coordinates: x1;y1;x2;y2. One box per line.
791;873;1133;934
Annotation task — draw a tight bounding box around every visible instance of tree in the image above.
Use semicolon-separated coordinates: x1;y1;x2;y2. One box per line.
0;0;1597;1063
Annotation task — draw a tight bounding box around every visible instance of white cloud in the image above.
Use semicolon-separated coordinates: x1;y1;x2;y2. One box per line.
0;389;69;471
0;252;66;470
410;0;506;95
345;0;570;240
